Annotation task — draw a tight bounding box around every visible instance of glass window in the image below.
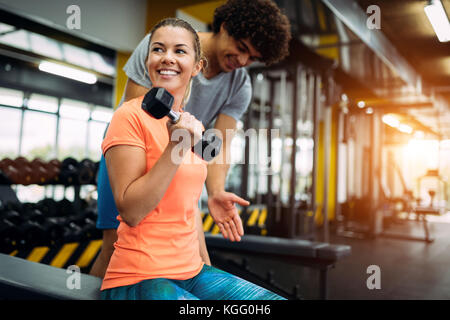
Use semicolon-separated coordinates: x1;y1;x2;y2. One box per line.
0;29;29;51
58;118;88;160
29;32;63;60
15;185;46;203
87;120;108;161
89;52;116;76
21;110;57;160
0;87;24;107
62;43;92;69
60;98;90;120
91;106;113;122
0;22;15;34
27;93;59;113
0;107;22;158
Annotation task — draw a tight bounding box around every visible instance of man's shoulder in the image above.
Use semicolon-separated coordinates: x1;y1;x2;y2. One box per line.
231;67;250;82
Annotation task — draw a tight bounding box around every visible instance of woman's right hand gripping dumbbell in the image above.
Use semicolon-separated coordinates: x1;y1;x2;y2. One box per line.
167;112;205;161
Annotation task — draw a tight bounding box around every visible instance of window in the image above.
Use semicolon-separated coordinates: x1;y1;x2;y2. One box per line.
60;98;90;121
0;107;21;158
27;93;59;113
87;121;108;161
29;32;63;60
21;111;57;160
0;87;23;107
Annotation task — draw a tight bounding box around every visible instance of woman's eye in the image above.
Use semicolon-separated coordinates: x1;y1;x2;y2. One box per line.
176;49;186;54
152;47;163;52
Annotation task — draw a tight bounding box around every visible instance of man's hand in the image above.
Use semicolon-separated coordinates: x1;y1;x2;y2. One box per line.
207;191;250;242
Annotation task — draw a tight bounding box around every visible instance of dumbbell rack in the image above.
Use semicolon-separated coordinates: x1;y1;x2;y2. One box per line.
0;157;99;210
0;157;101;273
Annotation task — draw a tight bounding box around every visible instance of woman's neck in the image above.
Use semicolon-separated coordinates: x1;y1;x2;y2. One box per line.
171;93;184;113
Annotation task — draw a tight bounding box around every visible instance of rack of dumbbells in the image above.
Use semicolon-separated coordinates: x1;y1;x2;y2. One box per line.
0;157;102;273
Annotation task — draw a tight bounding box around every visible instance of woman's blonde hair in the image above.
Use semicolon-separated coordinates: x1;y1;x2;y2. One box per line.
148;18;207;107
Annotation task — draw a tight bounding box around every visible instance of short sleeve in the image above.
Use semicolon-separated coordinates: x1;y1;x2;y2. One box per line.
219;71;252;121
102;103;146;155
123;34;152;89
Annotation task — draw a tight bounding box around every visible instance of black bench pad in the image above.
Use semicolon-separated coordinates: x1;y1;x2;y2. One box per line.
0;253;101;300
205;233;351;261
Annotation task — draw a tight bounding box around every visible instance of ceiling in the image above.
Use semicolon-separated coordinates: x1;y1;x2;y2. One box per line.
355;0;450;139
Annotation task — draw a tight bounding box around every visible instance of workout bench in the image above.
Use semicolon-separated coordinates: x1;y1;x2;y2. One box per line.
0;234;350;300
205;233;351;299
0;253;101;300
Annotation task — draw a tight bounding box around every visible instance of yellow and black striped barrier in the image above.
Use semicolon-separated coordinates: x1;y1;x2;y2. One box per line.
8;239;103;272
201;206;268;236
7;206;271;271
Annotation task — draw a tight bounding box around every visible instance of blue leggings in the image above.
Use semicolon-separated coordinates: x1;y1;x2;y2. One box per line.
101;264;285;300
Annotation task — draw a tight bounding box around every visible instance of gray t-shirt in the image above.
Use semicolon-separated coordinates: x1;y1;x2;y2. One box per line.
122;33;252;128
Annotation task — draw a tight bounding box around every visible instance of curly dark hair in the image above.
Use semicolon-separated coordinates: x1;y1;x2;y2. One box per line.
212;0;291;65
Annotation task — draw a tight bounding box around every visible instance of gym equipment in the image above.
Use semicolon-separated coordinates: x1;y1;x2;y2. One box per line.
142;87;222;162
205;233;351;300
0;253;101;299
78;159;98;185
44;159;61;184
0;157;98;186
0;198;99;253
59;158;79;185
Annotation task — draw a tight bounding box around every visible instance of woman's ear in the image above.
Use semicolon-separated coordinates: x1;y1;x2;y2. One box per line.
191;59;203;77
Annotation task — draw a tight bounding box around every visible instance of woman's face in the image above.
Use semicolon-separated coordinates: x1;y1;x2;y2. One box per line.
147;26;201;96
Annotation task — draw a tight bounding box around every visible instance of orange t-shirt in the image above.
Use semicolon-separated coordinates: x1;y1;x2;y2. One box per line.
100;96;207;291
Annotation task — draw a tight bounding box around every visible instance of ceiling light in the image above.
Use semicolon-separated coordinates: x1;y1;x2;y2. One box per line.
398;124;413;134
38;61;97;84
357;101;365;108
424;0;450;42
382;114;400;128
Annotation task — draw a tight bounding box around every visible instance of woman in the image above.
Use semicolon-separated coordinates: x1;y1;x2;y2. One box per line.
100;18;284;300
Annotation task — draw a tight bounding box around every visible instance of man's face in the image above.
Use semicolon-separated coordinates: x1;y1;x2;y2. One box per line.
215;24;263;72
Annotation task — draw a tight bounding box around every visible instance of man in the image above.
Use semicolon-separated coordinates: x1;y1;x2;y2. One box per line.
90;0;291;278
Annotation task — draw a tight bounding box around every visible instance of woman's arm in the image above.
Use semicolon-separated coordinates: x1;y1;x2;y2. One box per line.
105;141;181;227
105;111;203;227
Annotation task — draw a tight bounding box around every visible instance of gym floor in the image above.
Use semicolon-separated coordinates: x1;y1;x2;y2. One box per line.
223;216;450;300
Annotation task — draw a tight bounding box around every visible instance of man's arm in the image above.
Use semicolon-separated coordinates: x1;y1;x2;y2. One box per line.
123;78;149;102
206;114;249;242
205;114;235;196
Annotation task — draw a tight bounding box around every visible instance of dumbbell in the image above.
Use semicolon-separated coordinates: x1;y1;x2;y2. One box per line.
13;157;38;185
141;87;222;161
0;158;14;184
45;159;61;184
0;219;19;253
29;158;50;185
78;158;97;185
60;157;79;185
66;209;101;240
0;160;21;184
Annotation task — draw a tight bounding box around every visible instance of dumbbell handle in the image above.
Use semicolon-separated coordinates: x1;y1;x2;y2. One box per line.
167;110;180;124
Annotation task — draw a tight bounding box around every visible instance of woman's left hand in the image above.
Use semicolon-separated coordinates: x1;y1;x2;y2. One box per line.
207;191;250;242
